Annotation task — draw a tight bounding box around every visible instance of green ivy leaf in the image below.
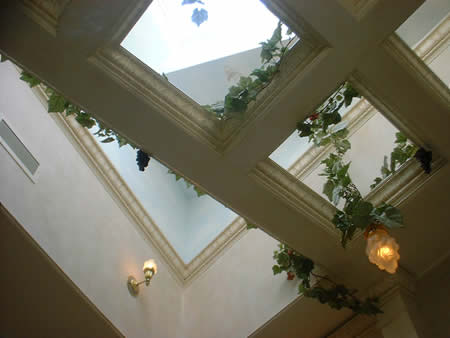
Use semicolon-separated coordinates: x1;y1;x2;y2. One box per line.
101;137;115;143
395;132;407;144
48;92;67;113
370;177;383;189
351;200;374;229
20;71;41;88
251;68;270;83
297;122;312;137
322;111;341;131
372;203;403;228
343;83;360;107
74;112;96;129
194;186;207;197
323;180;334;203
1;54;8;62
272;265;282;275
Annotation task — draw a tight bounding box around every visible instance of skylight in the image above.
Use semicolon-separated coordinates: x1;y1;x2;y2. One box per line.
96;137;237;263
123;0;283;74
121;0;292;106
270;84;420;204
396;0;450;87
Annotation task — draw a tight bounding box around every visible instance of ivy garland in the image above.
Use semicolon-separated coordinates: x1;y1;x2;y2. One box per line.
251;82;432;315
272;244;382;315
202;22;295;120
167;22;294;191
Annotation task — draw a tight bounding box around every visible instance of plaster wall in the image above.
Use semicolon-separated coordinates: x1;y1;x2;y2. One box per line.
183;229;300;338
0;61;183;338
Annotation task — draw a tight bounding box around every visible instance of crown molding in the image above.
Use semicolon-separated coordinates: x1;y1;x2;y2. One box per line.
30;78;249;286
337;0;379;21
20;0;71;36
251;158;339;238
412;14;450;64
90;46;224;153
383;34;450;111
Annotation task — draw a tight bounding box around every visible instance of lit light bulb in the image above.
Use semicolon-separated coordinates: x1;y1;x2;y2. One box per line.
143;259;157;274
366;226;400;274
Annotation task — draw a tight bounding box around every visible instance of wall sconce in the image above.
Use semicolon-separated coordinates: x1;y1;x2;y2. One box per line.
365;225;400;274
127;259;157;296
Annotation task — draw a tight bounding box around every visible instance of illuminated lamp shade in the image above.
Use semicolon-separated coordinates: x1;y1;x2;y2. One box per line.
143;259;157;274
365;225;400;274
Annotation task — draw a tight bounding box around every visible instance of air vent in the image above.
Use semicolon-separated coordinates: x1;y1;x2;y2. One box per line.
0;119;39;175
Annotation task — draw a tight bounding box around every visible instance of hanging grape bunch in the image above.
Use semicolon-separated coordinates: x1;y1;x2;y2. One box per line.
136;150;150;172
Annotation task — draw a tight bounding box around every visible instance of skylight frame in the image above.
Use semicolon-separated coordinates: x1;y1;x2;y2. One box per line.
89;0;327;153
251;76;446;245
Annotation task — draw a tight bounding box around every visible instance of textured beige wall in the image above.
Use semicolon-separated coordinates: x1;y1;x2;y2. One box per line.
0;61;183;338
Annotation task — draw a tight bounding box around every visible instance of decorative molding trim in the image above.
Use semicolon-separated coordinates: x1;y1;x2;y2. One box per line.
383;34;450;110
365;156;446;207
182;217;247;285
413;14;450;64
90;46;224;153
251;158;339;238
20;0;71;36
31;78;249;286
337;0;379;20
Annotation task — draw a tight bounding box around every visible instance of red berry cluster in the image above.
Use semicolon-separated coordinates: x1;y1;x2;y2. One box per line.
309;113;319;121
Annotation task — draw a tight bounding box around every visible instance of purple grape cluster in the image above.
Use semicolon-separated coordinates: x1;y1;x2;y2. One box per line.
136;150;150;172
414;147;432;174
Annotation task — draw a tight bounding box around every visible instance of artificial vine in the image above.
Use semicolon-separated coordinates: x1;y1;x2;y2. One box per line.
246;81;433;315
167;169;207;197
272;244;382;315
165;22;294;191
203;22;295;120
370;132;418;189
261;81;432;315
1;56;160;175
295;82;431;248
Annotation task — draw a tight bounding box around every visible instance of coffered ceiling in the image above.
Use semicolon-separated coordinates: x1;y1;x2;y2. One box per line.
1;0;449;334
